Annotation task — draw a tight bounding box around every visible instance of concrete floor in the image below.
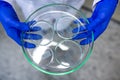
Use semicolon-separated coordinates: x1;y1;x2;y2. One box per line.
0;3;120;80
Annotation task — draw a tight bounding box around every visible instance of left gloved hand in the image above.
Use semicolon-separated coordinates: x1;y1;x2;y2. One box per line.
72;0;118;45
0;1;42;48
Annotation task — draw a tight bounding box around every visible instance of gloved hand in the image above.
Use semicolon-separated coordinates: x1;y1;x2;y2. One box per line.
72;0;118;45
0;1;42;48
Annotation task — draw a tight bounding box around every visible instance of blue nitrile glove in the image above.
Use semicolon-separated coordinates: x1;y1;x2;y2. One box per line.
0;1;42;48
72;0;118;45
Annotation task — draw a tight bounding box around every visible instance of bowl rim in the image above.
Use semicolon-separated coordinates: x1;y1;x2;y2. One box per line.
21;3;94;75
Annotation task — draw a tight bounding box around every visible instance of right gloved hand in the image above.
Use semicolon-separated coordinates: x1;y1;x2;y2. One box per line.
72;0;118;45
0;1;42;48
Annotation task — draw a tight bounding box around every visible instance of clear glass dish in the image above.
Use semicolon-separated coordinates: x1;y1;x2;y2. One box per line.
21;3;94;75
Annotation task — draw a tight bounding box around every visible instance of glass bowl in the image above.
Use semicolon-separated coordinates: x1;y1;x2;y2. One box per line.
21;3;94;75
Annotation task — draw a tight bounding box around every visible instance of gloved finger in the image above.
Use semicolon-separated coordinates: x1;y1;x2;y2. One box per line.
72;31;89;40
80;37;92;45
22;33;42;40
80;32;93;45
26;21;41;32
16;34;36;48
74;18;85;24
30;26;41;32
79;31;93;45
72;26;86;33
26;20;36;26
23;42;36;48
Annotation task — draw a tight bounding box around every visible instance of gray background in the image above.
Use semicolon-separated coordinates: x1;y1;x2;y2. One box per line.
0;1;120;80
